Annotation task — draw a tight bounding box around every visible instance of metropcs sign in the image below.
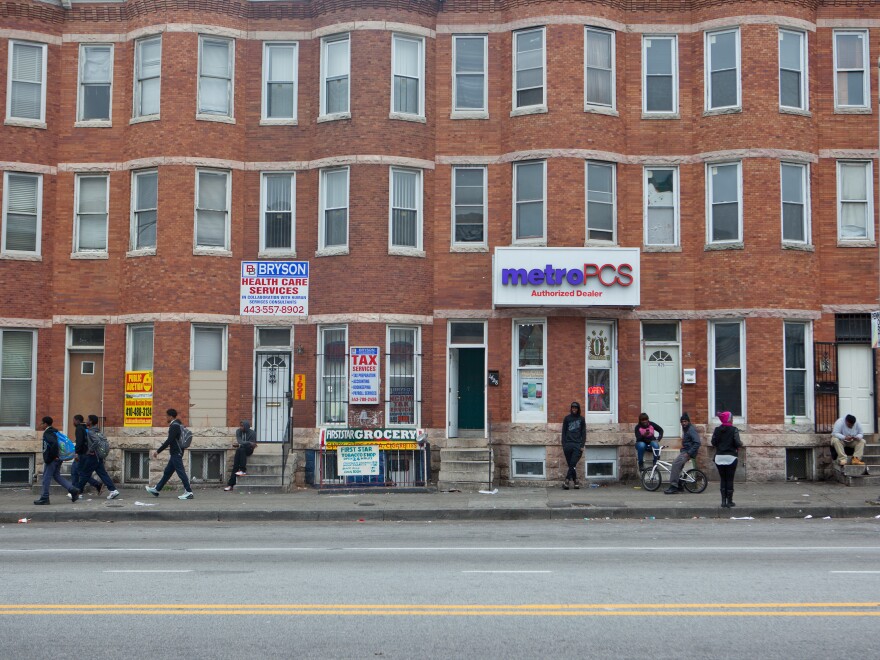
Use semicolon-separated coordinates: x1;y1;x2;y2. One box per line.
492;247;640;307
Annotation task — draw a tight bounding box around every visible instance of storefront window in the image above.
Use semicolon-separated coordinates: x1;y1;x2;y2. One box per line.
388;327;418;426
515;321;545;420
586;322;615;419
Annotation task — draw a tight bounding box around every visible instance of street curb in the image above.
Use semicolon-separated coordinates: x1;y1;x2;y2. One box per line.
4;505;880;524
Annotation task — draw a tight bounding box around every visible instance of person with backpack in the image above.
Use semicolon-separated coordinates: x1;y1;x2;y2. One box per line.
223;420;257;491
145;408;194;500
34;416;80;505
71;414;104;496
73;414;120;500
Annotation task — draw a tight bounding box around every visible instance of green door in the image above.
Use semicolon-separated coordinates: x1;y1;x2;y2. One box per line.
458;348;485;430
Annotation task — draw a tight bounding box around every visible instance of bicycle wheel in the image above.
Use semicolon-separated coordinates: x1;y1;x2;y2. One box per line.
683;469;708;494
641;468;663;492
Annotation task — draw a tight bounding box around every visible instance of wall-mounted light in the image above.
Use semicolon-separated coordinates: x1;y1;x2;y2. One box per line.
295;344;305;356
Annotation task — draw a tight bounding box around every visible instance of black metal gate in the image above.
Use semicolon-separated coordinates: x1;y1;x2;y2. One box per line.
813;342;838;434
255;352;292;443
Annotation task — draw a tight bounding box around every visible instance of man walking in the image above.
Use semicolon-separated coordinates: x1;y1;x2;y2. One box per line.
223;420;257;492
145;409;194;500
71;414;102;496
831;414;865;466
74;414;120;500
561;402;586;490
34;416;79;505
664;412;702;494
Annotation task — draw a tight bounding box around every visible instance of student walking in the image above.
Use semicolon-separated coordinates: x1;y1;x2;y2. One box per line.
224;420;257;491
561;402;587;490
71;414;102;496
711;411;743;508
34;416;79;505
145;409;194;500
74;414;120;500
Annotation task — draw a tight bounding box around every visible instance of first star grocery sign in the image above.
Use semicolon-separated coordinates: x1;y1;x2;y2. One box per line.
241;261;309;316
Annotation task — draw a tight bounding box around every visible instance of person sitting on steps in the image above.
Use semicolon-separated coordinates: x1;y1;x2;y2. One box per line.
224;420;257;492
634;412;663;472
830;414;865;467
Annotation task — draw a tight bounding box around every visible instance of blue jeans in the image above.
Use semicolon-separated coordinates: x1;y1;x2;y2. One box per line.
41;459;76;499
636;441;659;465
71;457;101;491
75;455;115;492
156;453;192;492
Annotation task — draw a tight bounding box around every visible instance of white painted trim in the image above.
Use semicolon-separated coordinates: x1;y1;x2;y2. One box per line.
832;29;871;111
73;172;110;254
512;26;546;112
6;41;48;125
585;160;617;244
512;160;547;243
643;165;680;248
390;33;425;119
452;34;488;114
388;166;423;252
512;318;548;424
133;35;162;120
1;171;42;257
708;319;747;424
705;161;743;245
261;41;298;123
197;35;235;119
584;27;616;112
194;168;232;251
319;33;350;118
778;28;809;113
642;34;678;115
451;165;488;249
77;43;114;125
318;166;349;251
705;27;741;113
779;161;811;245
130;168;158;252
836;160;875;242
259;171;296;255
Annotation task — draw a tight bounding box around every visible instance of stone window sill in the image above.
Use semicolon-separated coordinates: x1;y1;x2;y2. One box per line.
512;238;546;247
389;112;426;123
75;120;112;128
126;248;157;258
450;110;489;120
781;242;814;252
5;118;46;129
703;107;742;117
71;251;109;260
704;241;744;251
510;105;547;118
837;239;876;248
584;105;618;117
389;246;426;258
258;250;297;259
643;245;682;253
450;244;489;253
259;118;298;126
196;114;236;124
642;112;679;120
779;107;811;117
129;115;160;125
315;246;349;257
317;112;351;123
0;252;42;261
193;247;233;257
834;107;871;115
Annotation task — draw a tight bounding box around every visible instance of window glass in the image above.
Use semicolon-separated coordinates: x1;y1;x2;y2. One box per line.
196;171;228;248
642;323;677;342
76;176;108;251
193;327;223;370
391;169;419;247
133;170;158;250
645;167;676;245
585;29;613;107
258;328;291;347
388;327;416;425
450;323;484;345
0;330;34;427
587;162;614;242
644;37;674;112
708;30;738;109
838;162;870;239
9;43;44;120
713;322;742;416
263;173;293;250
199;38;232;115
781;163;806;242
515;162;544;240
835;32;866;107
453;167;485;243
322;169;348;248
320;328;347;424
393;36;421;115
265;43;296;119
80;45;112;120
130;325;154;371
3;173;39;252
779;30;804;109
135;37;161;117
515;29;544;108
454;36;486;111
586;323;613;413
324;37;350;115
516;322;545;414
709;163;740;242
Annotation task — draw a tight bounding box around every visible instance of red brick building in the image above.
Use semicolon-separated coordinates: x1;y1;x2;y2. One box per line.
0;0;877;489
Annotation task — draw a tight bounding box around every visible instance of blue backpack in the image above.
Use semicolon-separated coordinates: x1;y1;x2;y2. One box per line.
56;431;76;461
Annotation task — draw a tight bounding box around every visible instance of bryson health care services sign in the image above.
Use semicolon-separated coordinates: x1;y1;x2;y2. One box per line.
240;261;309;316
493;247;640;307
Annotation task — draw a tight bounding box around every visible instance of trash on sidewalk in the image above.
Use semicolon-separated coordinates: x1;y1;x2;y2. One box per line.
478;488;498;495
731;516;755;520
804;515;813;519
134;501;156;507
822;516;832;520
17;518;29;523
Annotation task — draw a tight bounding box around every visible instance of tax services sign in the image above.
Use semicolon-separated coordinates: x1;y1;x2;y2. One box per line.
492;247;640;307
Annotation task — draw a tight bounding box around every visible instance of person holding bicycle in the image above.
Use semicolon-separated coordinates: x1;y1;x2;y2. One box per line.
663;412;701;494
634;412;663;472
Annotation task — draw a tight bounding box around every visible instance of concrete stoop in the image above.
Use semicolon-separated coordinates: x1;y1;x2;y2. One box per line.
437;443;493;492
231;446;293;492
832;460;880;487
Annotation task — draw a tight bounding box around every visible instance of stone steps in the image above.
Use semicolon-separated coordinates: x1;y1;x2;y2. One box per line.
832;462;880;487
438;444;493;492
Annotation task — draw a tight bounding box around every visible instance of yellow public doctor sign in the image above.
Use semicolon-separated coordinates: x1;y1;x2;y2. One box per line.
124;371;154;427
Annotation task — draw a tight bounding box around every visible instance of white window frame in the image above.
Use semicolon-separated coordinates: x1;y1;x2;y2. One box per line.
6;40;48;125
778;29;808;112
390;34;425;119
1;171;42;256
385;325;421;428
317;325;348;426
642;35;677;115
76;43;114;124
133;35;161;120
511;445;546;479
73;173;109;255
197;35;235;119
261;41;298;123
585;446;618;480
318;167;349;252
320;34;350;119
0;329;37;429
512;160;547;244
783;321;813;422
706;161;743;244
780;162;811;245
388;167;423;252
585;161;617;244
704;28;741;112
126;323;154;372
190;324;227;372
194;169;231;252
833;30;870;111
585;320;617;424
836;160;874;242
512;27;546;112
584;27;616;111
512;318;547;424
452;34;488;116
643;166;679;247
130;169;158;252
451;165;488;247
708;320;747;423
259;172;296;255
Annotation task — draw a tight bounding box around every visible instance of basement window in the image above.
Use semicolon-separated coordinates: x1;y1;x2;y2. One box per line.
511;445;545;479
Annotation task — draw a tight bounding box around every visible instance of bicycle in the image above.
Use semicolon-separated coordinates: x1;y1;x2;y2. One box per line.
640;445;708;493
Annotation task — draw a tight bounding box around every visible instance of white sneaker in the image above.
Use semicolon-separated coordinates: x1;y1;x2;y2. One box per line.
178;491;194;500
145;486;160;497
107;490;120;500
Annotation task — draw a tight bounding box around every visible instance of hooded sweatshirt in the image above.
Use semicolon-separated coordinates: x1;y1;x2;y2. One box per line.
561;403;587;448
41;426;60;464
236;421;257;448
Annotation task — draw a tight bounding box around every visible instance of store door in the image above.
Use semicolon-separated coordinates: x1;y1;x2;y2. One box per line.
67;353;103;432
838;345;874;433
457;348;484;430
255;352;291;443
641;346;680;433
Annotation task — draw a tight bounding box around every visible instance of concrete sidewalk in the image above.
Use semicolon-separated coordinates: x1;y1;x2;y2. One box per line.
3;481;880;524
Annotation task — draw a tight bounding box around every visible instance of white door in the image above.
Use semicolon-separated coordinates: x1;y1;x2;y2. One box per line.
641;346;681;434
838;345;874;434
448;348;459;438
256;353;291;443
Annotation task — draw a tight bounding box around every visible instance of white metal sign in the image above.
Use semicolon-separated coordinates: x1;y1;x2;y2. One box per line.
350;346;380;404
493;247;640;307
338;444;380;476
240;261;309;316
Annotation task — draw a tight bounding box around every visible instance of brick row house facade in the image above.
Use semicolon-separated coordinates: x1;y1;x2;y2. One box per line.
0;0;877;490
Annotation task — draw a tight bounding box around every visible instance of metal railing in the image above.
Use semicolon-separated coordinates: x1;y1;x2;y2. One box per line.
317;446;428;489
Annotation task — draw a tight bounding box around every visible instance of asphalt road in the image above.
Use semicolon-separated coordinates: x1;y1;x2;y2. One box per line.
1;519;878;659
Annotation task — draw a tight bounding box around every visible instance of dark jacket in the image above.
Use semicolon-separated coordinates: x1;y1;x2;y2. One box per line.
681;423;702;457
236;423;257;448
41;427;60;464
74;423;90;456
561;414;586;448
711;425;742;456
157;419;183;455
634;422;664;444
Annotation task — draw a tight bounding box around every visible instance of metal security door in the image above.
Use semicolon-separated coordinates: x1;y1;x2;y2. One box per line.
814;342;838;434
256;352;291;443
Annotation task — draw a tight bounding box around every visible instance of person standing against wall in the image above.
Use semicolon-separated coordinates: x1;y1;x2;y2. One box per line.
711;411;743;508
561;402;587;490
